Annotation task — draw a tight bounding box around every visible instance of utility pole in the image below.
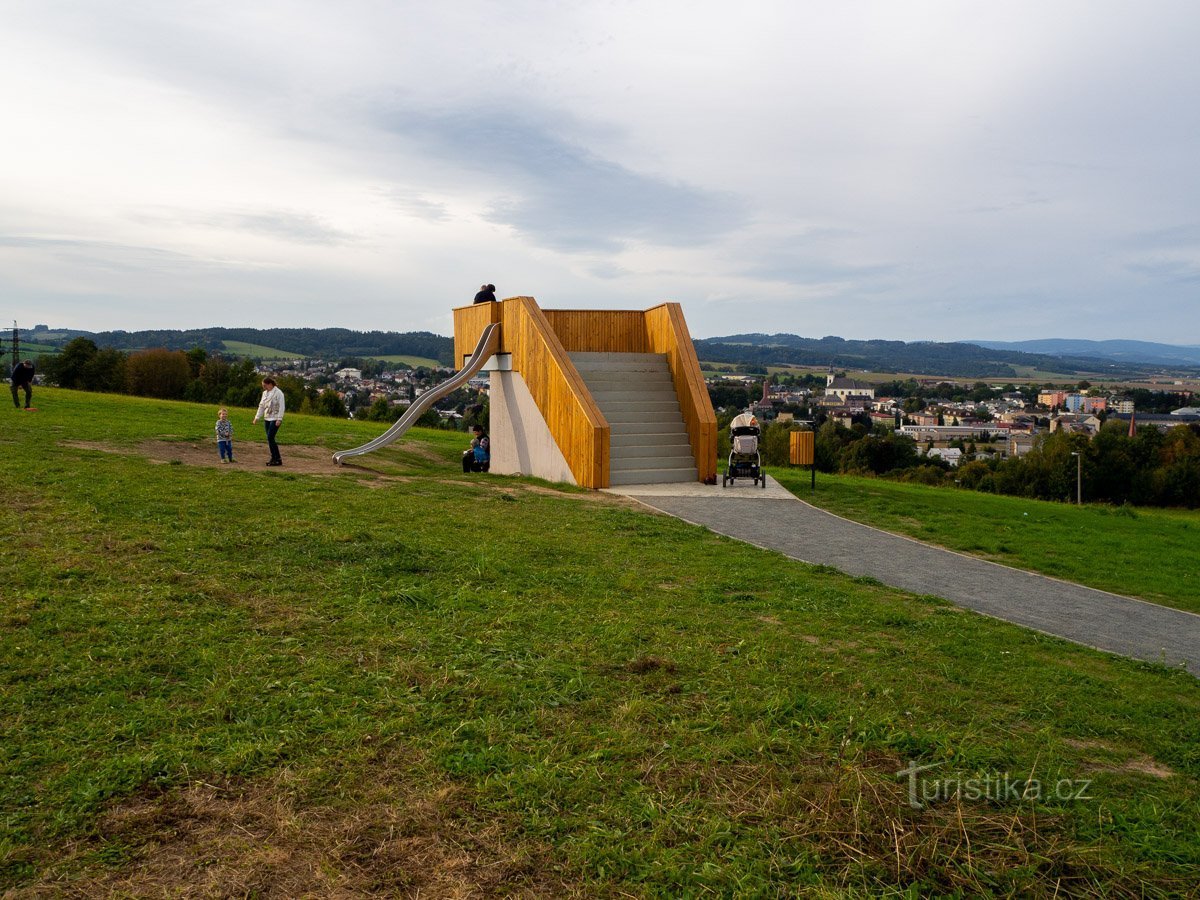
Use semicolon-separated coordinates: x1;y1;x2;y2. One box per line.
1070;450;1082;505
10;321;18;370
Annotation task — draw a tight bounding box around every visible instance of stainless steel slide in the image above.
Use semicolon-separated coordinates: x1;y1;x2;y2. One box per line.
332;323;501;464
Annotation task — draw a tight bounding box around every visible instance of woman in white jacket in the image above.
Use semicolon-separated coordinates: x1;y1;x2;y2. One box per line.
253;377;286;466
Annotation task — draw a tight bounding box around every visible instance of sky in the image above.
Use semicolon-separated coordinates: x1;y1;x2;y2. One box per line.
2;0;1199;344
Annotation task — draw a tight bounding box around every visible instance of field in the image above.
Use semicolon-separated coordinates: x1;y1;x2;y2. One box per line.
220;342;442;368
220;340;303;361
7;342;60;357
772;470;1200;615
2;389;1199;896
368;354;443;368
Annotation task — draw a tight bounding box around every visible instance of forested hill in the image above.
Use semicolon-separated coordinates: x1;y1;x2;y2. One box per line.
694;333;1163;378
31;327;454;365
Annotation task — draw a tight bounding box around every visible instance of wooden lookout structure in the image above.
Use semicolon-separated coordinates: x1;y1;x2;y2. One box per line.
453;297;717;489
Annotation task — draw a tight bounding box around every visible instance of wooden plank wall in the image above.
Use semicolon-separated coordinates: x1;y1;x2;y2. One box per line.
453;302;503;367
502;298;611;489
542;310;648;353
644;303;718;482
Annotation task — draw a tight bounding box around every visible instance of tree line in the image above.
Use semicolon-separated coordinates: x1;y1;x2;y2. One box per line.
34;327;454;365
692;333;1162;379
39;338;350;418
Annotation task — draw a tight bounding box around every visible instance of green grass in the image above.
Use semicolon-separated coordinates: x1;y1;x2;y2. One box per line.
773;469;1200;615
221;341;442;368
368;353;443;368
2;389;1199;895
8;342;60;356
220;339;302;360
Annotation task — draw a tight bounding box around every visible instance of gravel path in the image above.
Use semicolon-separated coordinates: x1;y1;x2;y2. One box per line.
615;478;1200;674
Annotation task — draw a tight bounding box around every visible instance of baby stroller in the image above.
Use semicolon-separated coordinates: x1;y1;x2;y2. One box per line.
723;411;766;488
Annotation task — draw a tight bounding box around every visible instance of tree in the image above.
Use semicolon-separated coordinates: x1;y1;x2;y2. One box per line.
41;337;99;389
81;348;127;394
125;349;191;399
315;389;349;418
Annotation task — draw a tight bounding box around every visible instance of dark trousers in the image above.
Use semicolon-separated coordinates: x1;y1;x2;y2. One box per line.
264;420;282;462
218;439;233;461
11;383;31;408
462;451;489;473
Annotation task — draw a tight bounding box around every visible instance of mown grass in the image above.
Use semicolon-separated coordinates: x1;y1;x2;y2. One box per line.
220;340;304;360
2;389;1199;895
772;468;1200;615
369;354;444;368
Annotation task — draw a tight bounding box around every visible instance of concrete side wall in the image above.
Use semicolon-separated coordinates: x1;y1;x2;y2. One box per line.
489;371;577;485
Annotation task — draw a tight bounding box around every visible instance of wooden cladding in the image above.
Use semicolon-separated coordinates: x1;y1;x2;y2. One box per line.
500;297;609;489
542;310;648;353
644;303;718;482
452;297;717;487
453;302;503;367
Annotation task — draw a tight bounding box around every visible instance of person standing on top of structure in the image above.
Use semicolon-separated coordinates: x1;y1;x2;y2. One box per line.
473;284;496;304
11;359;35;409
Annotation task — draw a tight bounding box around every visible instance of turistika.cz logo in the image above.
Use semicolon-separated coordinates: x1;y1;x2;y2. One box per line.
896;760;1093;810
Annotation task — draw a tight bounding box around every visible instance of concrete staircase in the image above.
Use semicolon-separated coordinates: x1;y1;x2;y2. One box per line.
570;352;697;485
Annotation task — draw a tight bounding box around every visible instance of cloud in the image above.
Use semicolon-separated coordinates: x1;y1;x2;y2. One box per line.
369;104;746;252
378;188;450;223
1126;258;1200;285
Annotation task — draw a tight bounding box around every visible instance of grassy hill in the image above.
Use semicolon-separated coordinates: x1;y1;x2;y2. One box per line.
220;339;303;361
2;390;1198;895
221;341;442;368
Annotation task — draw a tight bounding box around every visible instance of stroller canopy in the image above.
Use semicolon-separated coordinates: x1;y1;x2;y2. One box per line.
729;411;760;434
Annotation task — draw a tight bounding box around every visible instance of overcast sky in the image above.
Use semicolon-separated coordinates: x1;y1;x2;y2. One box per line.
3;0;1199;343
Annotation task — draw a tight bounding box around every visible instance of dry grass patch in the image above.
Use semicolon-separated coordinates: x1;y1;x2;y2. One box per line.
14;758;571;899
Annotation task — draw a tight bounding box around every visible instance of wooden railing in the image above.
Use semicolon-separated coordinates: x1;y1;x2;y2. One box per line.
644;303;718;482
453;297;715;487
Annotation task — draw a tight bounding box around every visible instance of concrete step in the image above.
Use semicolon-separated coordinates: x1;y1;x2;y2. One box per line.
609;421;688;436
614;432;691;448
577;371;672;387
600;405;686;422
591;389;678;404
609;466;697;485
571;352;670;373
610;453;696;470
571;351;698;486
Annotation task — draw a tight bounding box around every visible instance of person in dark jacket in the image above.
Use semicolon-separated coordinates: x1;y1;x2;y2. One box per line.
472;284;497;304
462;425;490;473
10;360;34;409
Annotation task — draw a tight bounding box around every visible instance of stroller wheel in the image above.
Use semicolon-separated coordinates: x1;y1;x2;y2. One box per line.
760;472;767;488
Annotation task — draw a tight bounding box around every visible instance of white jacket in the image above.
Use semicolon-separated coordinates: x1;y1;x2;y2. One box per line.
255;386;286;422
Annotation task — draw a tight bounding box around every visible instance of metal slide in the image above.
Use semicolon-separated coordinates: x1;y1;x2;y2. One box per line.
333;323;501;464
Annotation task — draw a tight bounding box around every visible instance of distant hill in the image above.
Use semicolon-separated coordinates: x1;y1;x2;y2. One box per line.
694;333;1179;379
23;326;454;366
968;338;1200;368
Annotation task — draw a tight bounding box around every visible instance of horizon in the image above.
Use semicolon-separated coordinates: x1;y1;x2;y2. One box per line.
4;2;1200;345
16;320;1200;354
